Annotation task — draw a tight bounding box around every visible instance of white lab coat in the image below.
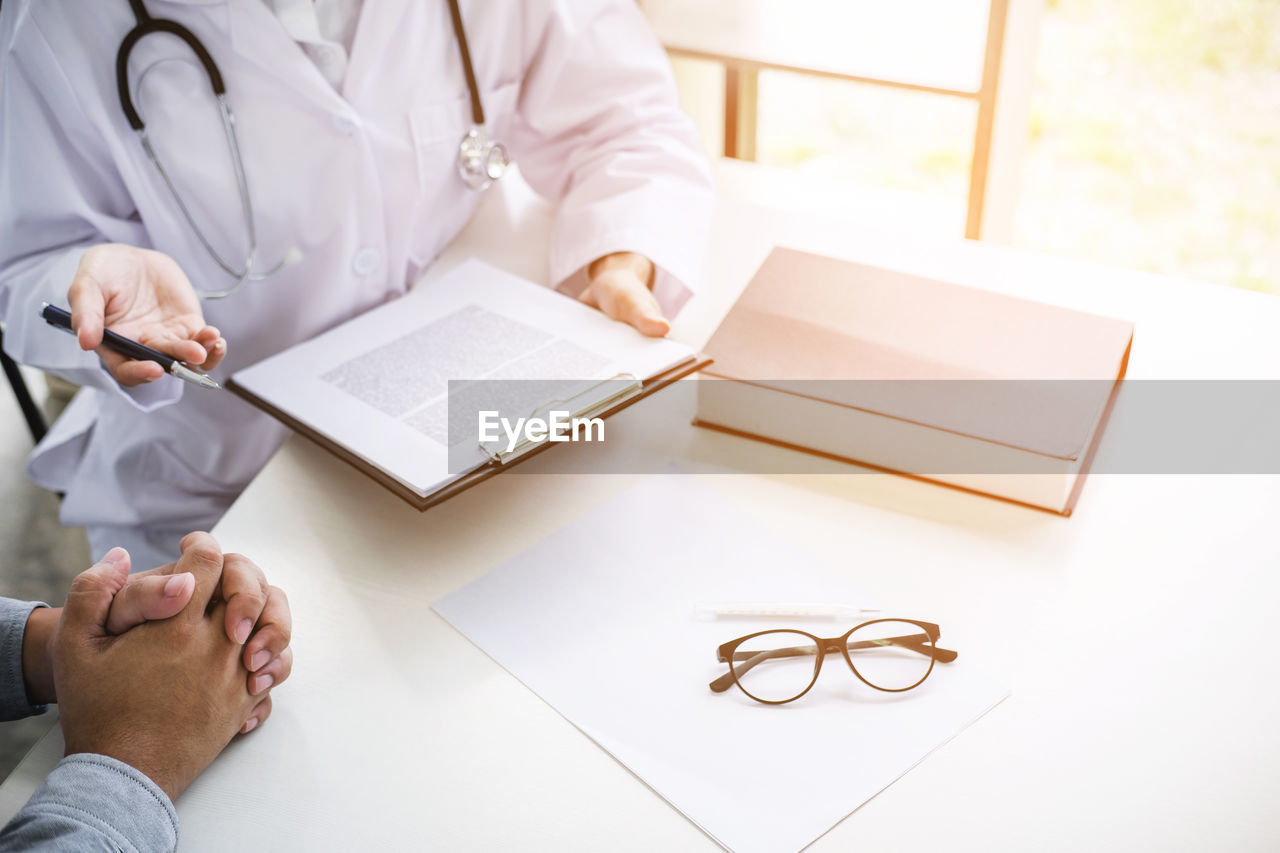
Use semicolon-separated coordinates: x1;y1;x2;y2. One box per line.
0;0;713;566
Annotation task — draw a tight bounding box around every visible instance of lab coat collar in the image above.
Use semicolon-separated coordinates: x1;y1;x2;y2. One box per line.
265;0;329;47
224;0;352;113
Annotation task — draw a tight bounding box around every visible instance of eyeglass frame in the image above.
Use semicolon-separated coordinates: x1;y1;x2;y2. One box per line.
709;618;958;705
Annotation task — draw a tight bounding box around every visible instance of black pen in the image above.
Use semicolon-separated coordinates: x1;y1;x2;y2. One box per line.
40;303;221;391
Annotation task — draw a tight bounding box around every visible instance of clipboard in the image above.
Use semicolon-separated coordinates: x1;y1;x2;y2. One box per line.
227;353;711;511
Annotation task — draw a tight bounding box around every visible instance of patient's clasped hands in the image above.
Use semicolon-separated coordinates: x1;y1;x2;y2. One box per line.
23;532;292;801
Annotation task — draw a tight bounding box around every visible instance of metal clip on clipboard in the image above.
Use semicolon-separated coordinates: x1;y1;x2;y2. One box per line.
477;372;643;466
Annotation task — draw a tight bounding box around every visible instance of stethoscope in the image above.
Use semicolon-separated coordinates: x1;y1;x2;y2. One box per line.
117;0;508;299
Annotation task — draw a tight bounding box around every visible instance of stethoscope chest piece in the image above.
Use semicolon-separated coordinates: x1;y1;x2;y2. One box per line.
457;127;509;191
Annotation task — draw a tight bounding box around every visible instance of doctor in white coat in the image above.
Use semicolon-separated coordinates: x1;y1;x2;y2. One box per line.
0;0;714;568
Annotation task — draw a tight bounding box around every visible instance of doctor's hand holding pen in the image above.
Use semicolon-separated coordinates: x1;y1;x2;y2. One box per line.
66;244;227;387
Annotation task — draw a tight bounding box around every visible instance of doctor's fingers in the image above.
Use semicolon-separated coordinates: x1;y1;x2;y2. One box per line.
69;268;108;353
582;275;670;338
217;552;273;646
82;305;213;376
97;348;165;387
144;334;213;368
243;585;292;677
194;326;228;371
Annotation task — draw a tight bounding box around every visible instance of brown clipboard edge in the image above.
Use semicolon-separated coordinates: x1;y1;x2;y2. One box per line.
226;354;713;512
690;334;1133;518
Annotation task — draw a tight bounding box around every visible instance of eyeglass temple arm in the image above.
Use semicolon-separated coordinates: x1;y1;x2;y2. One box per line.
708;633;958;693
846;634;957;662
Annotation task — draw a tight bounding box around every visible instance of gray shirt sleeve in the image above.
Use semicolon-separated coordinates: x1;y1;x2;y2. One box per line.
0;754;180;852
0;597;181;851
0;596;48;722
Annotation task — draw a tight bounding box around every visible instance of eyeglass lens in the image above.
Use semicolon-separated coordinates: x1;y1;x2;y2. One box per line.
843;620;936;691
730;630;821;703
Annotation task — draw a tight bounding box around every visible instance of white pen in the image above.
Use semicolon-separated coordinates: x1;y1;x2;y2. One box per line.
693;602;882;621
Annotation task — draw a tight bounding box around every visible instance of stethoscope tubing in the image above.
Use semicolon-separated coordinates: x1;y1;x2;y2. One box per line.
117;15;225;130
115;0;503;298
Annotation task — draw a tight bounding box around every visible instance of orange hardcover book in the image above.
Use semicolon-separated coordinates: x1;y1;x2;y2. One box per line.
694;248;1135;515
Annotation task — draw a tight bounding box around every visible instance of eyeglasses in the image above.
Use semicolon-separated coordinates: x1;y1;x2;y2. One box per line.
709;619;958;705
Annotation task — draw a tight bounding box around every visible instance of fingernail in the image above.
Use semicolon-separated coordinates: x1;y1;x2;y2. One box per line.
163;573;191;598
249;650;271;672
102;547;128;566
235;619;252;645
250;673;274;695
241;717;259;734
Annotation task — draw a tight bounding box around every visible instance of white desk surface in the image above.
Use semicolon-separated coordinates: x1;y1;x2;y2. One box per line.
4;160;1280;851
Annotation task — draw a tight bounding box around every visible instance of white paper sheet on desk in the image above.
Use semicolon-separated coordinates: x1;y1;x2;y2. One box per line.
433;476;1009;853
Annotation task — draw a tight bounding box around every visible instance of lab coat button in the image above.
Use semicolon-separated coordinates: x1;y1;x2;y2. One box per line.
330;114;357;135
352;249;380;275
